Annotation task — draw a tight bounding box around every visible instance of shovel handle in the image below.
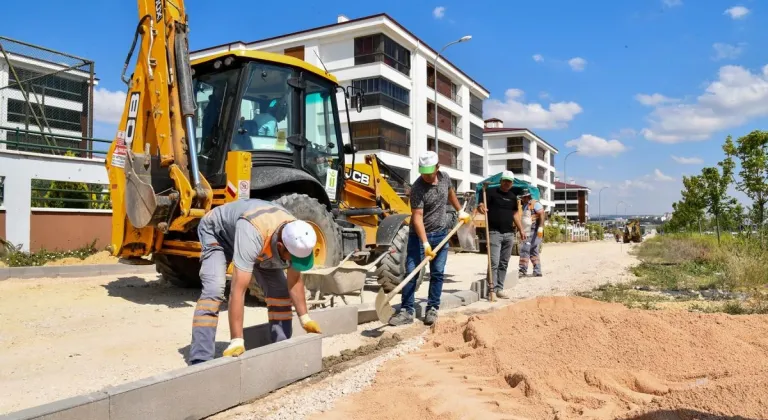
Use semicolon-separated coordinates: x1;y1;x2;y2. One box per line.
384;219;465;301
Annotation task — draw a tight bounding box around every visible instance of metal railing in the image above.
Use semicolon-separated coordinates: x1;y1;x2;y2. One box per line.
0;126;112;159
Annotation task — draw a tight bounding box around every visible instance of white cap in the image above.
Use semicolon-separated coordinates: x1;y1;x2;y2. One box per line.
282;220;316;258
501;170;515;181
418;151;439;174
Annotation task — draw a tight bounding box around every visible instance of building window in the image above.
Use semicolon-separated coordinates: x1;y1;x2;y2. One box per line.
470;182;477;191
537;147;546;161
537;165;547;181
470;153;483;176
507;136;530;154
450;178;459;191
539;186;548;201
7;67;87;103
427;138;460;169
550;153;555;167
427;102;461;137
7;99;83;133
350;120;410;156
550;172;554;184
470;93;483;118
553;191;578;201
470;123;483;147
351;77;410;115
427;65;461;105
506;158;530;176
354;34;411;76
554;204;579;212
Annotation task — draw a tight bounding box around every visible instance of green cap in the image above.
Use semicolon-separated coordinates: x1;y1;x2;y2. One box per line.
290;253;314;272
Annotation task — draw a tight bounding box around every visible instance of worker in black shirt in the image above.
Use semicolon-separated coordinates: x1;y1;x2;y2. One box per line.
477;171;525;298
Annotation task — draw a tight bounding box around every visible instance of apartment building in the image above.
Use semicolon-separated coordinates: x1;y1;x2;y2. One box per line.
190;13;491;191
553;181;590;223
0;37;96;154
483;118;557;211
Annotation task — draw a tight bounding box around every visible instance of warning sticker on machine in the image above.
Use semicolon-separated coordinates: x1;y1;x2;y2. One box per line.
238;180;250;199
111;138;127;168
226;181;237;198
324;167;338;201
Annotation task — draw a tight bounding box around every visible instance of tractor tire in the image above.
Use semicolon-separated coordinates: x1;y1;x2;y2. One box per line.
374;225;427;294
154;253;202;288
272;193;343;268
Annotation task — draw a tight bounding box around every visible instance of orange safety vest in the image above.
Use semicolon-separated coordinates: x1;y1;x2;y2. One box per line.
239;205;296;263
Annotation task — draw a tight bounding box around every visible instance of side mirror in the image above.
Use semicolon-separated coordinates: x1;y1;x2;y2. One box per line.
343;143;357;154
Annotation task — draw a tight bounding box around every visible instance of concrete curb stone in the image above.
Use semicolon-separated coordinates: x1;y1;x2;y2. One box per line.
0;392;110;420
453;290;480;305
0;264;156;281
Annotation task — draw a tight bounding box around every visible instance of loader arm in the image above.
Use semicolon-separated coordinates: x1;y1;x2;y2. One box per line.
105;0;212;258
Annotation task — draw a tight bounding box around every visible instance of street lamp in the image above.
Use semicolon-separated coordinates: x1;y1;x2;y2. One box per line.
433;35;472;156
563;150;578;241
598;186;609;221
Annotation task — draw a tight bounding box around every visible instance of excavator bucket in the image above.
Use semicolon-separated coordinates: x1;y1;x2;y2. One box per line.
123;150;157;229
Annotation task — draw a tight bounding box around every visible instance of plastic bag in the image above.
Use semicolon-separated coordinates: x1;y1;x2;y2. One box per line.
456;220;478;252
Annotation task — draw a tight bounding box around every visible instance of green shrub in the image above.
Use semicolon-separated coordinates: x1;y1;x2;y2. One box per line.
0;240;99;267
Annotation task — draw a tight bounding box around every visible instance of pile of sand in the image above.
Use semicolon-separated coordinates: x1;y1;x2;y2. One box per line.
43;251;118;266
317;297;768;420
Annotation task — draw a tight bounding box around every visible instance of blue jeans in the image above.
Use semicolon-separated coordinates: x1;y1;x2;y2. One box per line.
400;229;449;314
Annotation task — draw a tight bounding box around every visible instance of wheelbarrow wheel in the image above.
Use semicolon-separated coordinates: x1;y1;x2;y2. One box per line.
374;225;426;294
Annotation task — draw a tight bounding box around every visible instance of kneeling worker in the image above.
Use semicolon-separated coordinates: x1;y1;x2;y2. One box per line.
188;199;322;365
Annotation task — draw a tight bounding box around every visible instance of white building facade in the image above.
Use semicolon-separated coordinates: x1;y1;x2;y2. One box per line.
482;118;558;211
190;13;490;191
553;181;591;223
0;45;96;152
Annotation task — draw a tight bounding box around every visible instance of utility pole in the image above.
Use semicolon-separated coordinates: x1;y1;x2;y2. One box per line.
563;151;577;241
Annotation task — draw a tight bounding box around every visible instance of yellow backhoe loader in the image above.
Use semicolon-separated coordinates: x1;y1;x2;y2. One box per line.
106;0;423;298
623;219;642;243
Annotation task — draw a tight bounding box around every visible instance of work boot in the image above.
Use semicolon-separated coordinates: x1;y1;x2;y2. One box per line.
496;289;510;299
388;310;414;326
533;272;542;277
518;270;527;277
424;307;439;326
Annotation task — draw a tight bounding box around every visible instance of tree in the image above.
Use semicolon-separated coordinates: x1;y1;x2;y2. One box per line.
700;148;735;245
679;175;707;234
723;130;768;245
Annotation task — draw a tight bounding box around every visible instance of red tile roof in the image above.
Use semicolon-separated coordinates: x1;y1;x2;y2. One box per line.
190;13;489;95
554;181;589;190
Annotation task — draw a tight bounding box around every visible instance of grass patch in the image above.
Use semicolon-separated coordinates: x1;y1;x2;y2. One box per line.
584;234;768;315
0;240;100;267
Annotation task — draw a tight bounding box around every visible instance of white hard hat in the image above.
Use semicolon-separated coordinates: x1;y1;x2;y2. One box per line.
418;151;439;174
282;220;317;271
501;170;515;181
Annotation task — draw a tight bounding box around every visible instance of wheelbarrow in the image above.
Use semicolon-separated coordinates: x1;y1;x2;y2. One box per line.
301;250;390;309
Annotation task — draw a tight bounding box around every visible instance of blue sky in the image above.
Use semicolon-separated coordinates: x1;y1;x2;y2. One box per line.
4;0;766;215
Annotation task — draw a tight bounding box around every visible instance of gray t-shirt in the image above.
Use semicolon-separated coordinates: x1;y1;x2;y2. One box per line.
409;171;452;233
203;199;288;273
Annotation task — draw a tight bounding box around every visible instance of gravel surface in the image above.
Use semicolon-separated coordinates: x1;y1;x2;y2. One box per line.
0;239;637;415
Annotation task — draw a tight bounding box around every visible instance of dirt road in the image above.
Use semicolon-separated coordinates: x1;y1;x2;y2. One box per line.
0;240;637;415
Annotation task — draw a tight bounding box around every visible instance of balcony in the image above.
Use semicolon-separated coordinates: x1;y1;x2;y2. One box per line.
427;65;463;106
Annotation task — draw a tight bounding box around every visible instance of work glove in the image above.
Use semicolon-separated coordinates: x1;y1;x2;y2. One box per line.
423;242;436;260
458;210;471;224
537;227;544;238
299;314;322;334
223;338;245;357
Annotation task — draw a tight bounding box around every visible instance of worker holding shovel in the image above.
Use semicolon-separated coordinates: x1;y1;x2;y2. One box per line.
388;151;471;327
477;171;525;298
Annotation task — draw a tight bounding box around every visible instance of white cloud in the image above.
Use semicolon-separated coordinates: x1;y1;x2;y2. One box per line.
724;6;750;19
671;155;704;164
565;134;627;157
533;54;544;62
653;168;674;181
585;179;611;190
93;87;127;124
663;0;683;7
568;57;587;71
432;6;446;19
539;91;550;100
635;93;678;106
712;42;745;61
484;88;582;129
641;64;768;143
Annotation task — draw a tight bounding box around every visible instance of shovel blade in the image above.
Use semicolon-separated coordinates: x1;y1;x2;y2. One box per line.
375;289;395;324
